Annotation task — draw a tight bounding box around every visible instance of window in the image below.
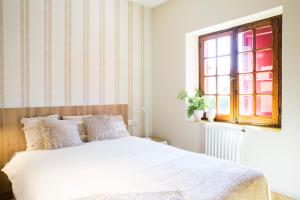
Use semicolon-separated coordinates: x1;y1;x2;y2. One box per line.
199;16;282;127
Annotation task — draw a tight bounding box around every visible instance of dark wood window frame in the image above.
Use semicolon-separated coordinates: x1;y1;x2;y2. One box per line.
199;15;282;127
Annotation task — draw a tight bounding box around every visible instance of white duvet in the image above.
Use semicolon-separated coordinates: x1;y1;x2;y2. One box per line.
2;136;270;200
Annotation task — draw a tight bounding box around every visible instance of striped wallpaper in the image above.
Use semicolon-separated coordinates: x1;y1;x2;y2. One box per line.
0;0;151;136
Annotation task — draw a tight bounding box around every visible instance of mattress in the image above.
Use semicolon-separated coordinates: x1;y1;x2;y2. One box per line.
2;136;270;200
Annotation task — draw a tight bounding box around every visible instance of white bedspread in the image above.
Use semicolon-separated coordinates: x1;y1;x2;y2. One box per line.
2;136;270;200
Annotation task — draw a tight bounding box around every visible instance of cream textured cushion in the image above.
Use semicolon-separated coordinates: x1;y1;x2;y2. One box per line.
62;115;92;142
84;115;120;141
21;114;59;151
41;119;83;150
111;115;130;137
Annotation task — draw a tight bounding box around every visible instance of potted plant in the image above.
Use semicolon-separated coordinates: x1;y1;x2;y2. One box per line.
177;89;208;121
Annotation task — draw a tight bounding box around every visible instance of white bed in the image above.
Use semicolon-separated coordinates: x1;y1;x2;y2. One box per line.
2;136;270;200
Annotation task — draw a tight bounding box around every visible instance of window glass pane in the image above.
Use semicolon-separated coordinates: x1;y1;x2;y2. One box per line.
238;30;253;52
204;77;216;94
206;95;216;111
204;39;216;57
217;76;230;95
218;96;230;115
256;95;272;117
239;74;253;94
217;36;231;56
239;95;253;116
238;52;253;73
204;58;216;76
217;56;231;75
256;72;273;94
256;26;273;49
256;49;273;71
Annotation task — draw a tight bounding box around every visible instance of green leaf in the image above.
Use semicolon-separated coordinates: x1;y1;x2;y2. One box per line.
177;90;188;101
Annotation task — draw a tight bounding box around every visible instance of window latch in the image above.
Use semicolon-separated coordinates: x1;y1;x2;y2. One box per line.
235;117;239;123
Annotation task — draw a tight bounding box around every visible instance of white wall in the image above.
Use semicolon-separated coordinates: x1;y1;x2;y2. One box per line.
152;0;300;198
0;0;152;136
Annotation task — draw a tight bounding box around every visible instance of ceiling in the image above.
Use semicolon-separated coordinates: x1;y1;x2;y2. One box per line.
130;0;169;8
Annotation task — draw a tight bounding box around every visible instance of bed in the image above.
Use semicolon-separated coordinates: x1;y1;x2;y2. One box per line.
0;105;270;200
2;136;270;200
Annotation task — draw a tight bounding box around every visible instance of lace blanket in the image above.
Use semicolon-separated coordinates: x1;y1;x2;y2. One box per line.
72;153;269;200
75;192;183;200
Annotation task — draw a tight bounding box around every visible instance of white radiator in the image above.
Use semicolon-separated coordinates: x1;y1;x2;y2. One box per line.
205;123;246;164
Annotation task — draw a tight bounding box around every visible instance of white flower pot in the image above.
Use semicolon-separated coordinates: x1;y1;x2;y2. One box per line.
206;110;216;122
193;110;204;121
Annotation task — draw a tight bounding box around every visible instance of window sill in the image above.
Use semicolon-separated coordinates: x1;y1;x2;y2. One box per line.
186;119;281;133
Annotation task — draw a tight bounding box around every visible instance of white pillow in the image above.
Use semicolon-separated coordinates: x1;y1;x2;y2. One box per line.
83;115;120;142
21;114;59;151
111;115;130;137
62;115;92;142
41;119;83;150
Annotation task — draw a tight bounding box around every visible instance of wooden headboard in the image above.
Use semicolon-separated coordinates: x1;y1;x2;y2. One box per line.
0;104;127;194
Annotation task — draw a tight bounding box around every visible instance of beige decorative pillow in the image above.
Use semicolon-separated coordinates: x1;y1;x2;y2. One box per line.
62;115;92;142
41;119;83;150
21;114;59;151
83;115;120;142
111;115;130;137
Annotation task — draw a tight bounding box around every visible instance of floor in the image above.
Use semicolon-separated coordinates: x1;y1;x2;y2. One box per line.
0;192;12;200
272;192;295;200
